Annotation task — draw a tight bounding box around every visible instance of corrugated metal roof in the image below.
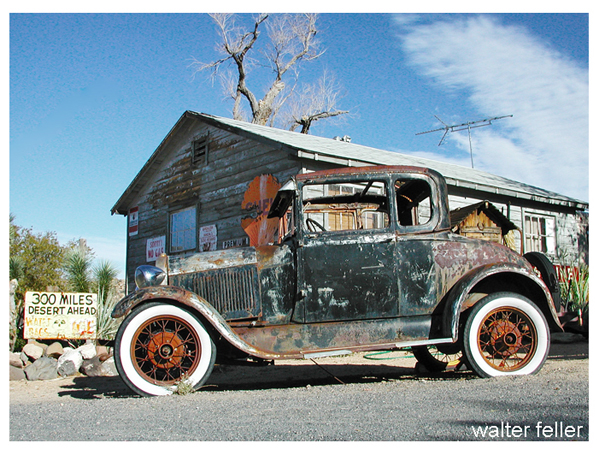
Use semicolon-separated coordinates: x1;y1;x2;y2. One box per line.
196;112;587;210
112;111;588;215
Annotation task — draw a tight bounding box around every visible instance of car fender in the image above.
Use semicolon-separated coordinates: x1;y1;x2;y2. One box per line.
111;285;272;360
442;262;562;341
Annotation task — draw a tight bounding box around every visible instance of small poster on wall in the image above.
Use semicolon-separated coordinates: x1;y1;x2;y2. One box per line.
199;225;217;252
146;236;166;262
129;207;139;236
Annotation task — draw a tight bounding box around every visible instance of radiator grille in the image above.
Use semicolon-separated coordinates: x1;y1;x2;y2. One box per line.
170;264;260;320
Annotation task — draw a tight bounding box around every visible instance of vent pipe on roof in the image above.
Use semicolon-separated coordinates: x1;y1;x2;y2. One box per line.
333;135;352;143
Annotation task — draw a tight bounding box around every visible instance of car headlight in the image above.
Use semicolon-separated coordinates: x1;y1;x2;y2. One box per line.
135;265;166;289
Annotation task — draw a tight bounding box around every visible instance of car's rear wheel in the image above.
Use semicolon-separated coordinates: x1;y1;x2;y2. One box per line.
115;302;216;396
412;344;462;372
463;292;550;377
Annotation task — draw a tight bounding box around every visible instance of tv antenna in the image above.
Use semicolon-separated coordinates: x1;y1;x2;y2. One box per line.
416;114;513;168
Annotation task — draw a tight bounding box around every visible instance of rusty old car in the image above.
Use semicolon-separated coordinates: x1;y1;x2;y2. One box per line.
112;165;561;396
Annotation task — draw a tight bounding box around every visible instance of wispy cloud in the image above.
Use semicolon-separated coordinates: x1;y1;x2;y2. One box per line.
395;15;588;201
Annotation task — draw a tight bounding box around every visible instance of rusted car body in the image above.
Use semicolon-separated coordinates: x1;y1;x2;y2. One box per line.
112;166;561;396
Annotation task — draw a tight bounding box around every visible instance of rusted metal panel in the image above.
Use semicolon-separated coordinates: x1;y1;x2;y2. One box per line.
232;315;433;358
169;247;258;274
255;245;296;324
298;234;399;323
241;174;282;246
431;233;531;291
166;244;297;324
114;165;560;366
168;247;261;320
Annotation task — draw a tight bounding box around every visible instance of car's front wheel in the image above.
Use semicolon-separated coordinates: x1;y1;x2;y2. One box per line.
463;292;550;377
115;302;216;396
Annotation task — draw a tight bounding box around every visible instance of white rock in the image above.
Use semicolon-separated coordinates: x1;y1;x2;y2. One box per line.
46;341;64;358
20;351;29;364
57;349;83;376
101;357;118;376
9;352;23;368
24;357;58;381
77;342;97;360
22;343;44;361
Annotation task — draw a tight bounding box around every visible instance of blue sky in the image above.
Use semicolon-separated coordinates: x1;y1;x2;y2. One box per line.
8;8;590;276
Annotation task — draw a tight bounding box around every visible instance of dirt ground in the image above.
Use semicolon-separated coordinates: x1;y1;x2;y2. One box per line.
9;338;588;404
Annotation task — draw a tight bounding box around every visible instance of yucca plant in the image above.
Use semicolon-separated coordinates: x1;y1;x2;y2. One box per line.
9;256;25;282
93;261;121;341
64;249;93;293
9;299;24;352
95;260;118;305
95;288;122;341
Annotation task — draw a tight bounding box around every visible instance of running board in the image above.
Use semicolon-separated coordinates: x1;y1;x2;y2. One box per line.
301;338;455;360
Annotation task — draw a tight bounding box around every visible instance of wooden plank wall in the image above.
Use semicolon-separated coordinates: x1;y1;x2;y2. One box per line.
124;119;301;290
121;119;585;290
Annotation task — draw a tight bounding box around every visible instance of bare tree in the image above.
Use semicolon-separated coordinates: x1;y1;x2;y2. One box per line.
191;13;348;133
288;71;349;133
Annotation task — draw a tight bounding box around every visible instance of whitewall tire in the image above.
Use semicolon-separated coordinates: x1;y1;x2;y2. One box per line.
115;302;216;396
463;292;550;378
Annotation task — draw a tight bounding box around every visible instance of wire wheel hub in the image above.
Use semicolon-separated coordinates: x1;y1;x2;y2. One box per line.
131;315;201;385
478;307;536;371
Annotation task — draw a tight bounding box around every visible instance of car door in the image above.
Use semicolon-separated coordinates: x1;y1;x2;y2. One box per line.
392;174;444;317
296;177;400;323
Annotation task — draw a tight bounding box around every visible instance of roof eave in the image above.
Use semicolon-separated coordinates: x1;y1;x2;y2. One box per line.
445;177;588;211
111;111;196;216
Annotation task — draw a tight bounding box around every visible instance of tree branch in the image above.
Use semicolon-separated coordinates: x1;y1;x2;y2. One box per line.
192;13;347;129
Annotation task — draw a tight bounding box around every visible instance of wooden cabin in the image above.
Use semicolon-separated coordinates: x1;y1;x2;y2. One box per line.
111;111;589;291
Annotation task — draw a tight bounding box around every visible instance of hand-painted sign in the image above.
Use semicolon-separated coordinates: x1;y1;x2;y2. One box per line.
146;236;166;262
199;225;217;252
24;292;98;340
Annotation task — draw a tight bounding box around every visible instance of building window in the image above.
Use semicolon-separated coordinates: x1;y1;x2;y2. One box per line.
524;213;556;255
170;207;197;252
192;134;209;167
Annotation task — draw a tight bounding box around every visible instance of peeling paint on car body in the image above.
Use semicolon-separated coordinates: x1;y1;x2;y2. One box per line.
113;165;561;362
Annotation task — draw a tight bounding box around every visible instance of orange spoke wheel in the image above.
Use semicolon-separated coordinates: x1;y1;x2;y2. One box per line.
476;307;536;371
463;292;550;378
132;315;201;385
115;302;216;396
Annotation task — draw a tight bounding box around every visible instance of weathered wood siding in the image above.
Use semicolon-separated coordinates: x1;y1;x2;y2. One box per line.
123;118;586;291
124;119;301;291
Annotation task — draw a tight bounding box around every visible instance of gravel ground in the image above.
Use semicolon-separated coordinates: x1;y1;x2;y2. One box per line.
9;339;589;441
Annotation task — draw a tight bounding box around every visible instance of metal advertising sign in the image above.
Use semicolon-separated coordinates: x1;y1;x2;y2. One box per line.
241;174;281;246
129;206;139;236
24;291;98;340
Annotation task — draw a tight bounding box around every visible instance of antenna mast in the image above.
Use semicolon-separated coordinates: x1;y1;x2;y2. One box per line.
416;114;513;168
